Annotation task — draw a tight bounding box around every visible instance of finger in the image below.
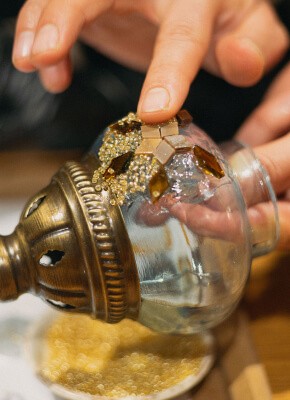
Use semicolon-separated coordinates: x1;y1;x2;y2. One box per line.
39;57;72;93
14;0;114;70
264;62;290;99
169;202;243;241
247;200;290;251
276;201;290;250
80;12;157;72
236;92;290;146
136;198;243;242
12;0;47;72
138;0;219;123
236;63;290;146
254;133;290;195
215;1;289;87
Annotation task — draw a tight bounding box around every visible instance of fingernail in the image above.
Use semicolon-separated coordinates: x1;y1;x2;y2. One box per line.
141;87;170;113
32;24;59;55
13;31;34;59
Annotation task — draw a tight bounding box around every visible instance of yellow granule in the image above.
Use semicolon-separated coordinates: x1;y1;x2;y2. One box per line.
41;315;206;397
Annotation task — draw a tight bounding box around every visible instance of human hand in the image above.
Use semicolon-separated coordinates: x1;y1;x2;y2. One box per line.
12;0;288;123
137;63;290;250
236;62;290;250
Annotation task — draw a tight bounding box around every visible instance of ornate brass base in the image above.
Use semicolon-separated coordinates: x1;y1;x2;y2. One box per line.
0;157;140;323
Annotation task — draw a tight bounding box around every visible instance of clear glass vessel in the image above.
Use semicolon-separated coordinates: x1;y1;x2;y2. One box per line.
0;111;279;336
89;115;279;334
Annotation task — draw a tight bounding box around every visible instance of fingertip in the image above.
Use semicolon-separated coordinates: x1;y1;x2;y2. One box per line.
137;86;184;124
39;59;72;94
29;23;69;68
216;36;265;87
12;57;36;73
12;30;36;72
138;110;176;124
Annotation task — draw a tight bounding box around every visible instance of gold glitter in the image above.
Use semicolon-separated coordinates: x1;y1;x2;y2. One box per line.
110;119;141;134
40;315;206;397
92;171;100;184
91;113;146;205
193;145;225;179
92;112;199;206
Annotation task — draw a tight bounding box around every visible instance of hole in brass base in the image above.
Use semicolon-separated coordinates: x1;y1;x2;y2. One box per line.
39;250;65;267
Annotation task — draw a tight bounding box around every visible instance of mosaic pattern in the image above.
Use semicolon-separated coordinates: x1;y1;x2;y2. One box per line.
92;111;224;206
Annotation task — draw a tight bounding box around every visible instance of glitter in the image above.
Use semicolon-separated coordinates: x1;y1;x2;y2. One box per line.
91;111;222;207
110;119;141;134
40;315;206;398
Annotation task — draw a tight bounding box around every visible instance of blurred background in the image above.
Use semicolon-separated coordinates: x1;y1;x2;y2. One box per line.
0;3;289;399
0;1;289;151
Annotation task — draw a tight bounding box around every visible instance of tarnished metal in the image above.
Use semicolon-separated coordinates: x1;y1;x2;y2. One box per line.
0;159;140;323
0;110;202;324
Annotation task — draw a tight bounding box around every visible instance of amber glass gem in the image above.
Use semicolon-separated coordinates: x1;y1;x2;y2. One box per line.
193;145;225;179
176;110;193;127
110;120;141;134
149;165;169;203
104;152;134;179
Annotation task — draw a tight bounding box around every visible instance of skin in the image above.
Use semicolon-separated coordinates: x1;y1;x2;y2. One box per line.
12;0;290;249
237;64;290;250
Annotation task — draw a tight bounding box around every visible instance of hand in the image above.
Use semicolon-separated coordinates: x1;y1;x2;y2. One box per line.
12;0;288;123
236;62;290;250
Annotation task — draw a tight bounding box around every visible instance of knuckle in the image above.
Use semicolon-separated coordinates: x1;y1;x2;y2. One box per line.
149;60;177;75
148;59;190;87
21;0;43;15
18;1;43;28
162;22;206;48
70;0;114;22
167;22;194;39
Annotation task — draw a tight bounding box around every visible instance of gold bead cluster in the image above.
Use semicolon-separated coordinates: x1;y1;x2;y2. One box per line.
41;315;207;398
92;112;164;206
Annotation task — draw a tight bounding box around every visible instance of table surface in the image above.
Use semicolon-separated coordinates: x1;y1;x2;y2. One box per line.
0;150;289;399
